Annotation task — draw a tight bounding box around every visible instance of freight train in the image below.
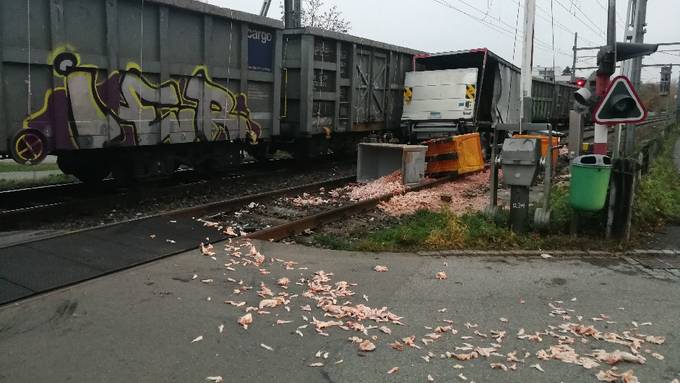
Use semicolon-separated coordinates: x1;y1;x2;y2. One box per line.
0;0;417;182
0;0;574;183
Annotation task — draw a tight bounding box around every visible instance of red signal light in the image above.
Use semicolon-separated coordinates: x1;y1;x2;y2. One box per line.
575;78;586;88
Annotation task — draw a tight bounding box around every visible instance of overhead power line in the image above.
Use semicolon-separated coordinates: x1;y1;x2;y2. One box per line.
430;0;572;58
595;0;626;25
566;0;608;36
552;0;606;38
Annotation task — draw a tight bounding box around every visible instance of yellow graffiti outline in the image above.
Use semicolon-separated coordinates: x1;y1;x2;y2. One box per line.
231;92;264;144
22;87;80;150
123;62;200;143
67;72;109;119
23;88;60;128
121;62;193;143
182;66;238;142
47;45;80;73
25;48;265;151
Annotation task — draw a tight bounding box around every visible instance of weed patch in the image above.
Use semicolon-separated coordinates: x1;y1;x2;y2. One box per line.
634;129;680;230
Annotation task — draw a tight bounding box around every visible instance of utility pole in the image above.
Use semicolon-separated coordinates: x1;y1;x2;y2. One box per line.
593;0;617;156
622;0;648;89
677;70;680;122
571;32;578;83
622;0;648;155
284;0;302;28
520;0;536;133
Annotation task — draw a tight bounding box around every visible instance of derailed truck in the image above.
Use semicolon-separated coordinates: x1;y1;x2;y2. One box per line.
402;49;576;146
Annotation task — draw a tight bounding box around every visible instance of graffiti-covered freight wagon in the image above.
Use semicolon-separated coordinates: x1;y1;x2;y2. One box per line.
280;27;420;157
0;0;283;182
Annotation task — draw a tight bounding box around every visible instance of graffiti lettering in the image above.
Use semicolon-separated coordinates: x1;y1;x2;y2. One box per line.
18;50;262;158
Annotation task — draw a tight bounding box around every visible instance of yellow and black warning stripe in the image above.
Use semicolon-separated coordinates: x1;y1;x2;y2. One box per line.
465;84;476;100
403;87;413;104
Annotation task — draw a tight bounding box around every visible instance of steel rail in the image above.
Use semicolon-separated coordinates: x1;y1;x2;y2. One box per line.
0;175;358;306
248;175;456;241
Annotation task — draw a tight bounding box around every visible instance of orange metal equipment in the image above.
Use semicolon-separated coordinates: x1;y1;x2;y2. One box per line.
512;134;560;168
424;133;485;177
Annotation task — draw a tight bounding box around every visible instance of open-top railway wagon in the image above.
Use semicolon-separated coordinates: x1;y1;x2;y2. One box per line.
0;0;418;183
1;0;286;182
279;27;418;157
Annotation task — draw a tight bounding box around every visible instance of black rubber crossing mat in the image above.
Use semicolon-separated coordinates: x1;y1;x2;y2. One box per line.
0;214;225;306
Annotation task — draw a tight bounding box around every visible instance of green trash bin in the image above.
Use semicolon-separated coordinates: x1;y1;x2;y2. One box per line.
570;154;612;211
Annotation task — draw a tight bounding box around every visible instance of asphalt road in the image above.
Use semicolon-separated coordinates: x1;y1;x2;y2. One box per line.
0;239;678;383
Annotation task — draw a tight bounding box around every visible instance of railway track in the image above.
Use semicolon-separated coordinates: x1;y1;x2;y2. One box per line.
0;172;451;306
0;159;293;211
0;157;353;231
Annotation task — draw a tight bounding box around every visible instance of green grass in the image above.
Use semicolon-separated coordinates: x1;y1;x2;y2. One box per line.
313;209;616;253
311;126;680;253
355;211;450;252
0;161;60;173
313;234;355;251
633;128;680;231
0;174;75;190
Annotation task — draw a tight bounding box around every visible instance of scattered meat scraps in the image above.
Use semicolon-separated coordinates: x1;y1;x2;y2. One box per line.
596;369;640;382
291;193;330;207
387;367;399;374
592;350;646;365
238;313;253;329
200;243;216;256
349;171;405;201
195;232;669;382
451;351;479;361
378;170;489;216
358;340;376;352
536;344;599;369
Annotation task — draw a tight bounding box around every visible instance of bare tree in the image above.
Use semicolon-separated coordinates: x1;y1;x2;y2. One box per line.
282;0;351;33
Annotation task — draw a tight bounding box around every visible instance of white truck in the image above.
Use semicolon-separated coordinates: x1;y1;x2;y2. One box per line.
402;68;479;141
401;49;576;146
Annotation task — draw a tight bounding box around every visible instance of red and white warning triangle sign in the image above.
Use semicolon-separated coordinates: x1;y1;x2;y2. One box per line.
593;75;648;125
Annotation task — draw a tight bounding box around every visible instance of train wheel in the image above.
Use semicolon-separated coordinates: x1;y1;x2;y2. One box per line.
11;129;48;165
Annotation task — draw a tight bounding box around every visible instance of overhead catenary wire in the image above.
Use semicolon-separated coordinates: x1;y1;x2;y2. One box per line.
430;0;572;58
445;0;572;56
507;0;603;47
552;0;606;39
566;0;607;37
535;4;599;46
595;0;626;25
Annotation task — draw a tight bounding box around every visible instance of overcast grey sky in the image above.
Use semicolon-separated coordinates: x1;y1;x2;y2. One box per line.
203;0;679;83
